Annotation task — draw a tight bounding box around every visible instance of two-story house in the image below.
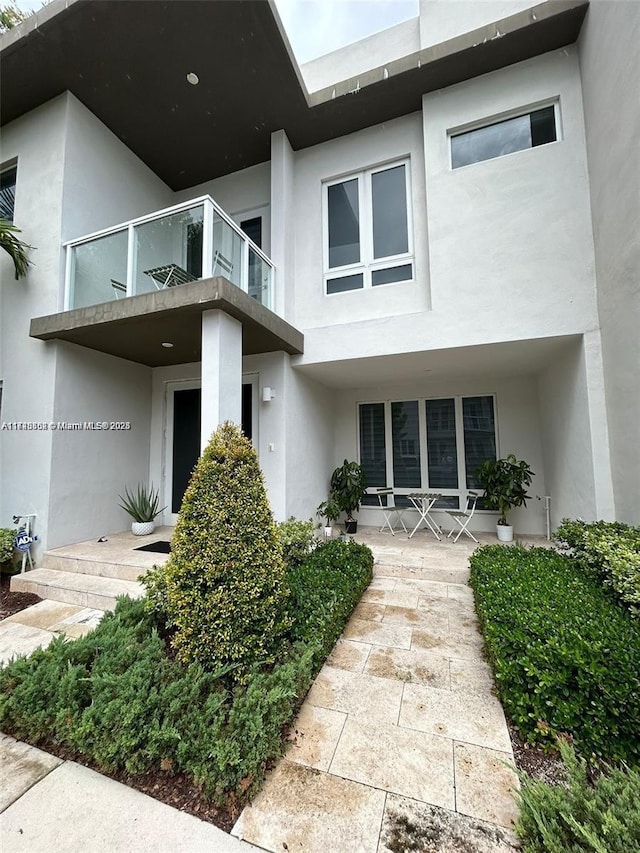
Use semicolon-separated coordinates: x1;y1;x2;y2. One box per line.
1;0;638;560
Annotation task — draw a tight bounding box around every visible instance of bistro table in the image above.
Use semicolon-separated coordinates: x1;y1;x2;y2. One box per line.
407;492;443;540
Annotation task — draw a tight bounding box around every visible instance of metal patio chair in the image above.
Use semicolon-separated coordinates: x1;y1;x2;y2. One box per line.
446;491;480;543
111;279;126;298
376;487;408;536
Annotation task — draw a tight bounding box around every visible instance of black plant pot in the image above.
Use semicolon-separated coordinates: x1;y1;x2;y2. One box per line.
344;519;358;534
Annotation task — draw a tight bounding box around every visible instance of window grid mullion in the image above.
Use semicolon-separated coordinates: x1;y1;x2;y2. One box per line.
384;402;394;489
418;397;428;490
454;397;466;495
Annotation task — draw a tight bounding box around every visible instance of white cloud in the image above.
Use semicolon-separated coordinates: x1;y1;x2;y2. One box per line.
274;0;419;64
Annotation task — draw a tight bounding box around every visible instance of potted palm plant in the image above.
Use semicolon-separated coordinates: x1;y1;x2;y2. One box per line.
119;484;166;535
476;454;534;542
316;494;341;538
330;460;367;534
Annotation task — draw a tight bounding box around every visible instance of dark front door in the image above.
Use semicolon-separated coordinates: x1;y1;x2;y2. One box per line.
170;384;254;514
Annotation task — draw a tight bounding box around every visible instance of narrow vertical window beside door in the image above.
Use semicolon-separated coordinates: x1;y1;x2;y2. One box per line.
391;401;421;489
359;402;386;504
463;396;496;488
425;398;458;489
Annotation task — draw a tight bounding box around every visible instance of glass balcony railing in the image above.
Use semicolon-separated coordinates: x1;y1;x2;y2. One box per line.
63;196;274;312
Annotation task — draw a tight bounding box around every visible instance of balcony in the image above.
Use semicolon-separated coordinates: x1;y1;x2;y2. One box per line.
63;196;274;312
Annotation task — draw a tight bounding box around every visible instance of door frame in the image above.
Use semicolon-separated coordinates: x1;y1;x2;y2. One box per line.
163;374;260;525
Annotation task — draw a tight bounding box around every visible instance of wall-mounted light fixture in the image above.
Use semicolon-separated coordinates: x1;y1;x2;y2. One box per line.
262;386;275;403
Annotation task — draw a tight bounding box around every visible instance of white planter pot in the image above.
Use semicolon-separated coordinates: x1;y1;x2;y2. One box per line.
324;526;333;538
131;521;155;536
496;524;513;543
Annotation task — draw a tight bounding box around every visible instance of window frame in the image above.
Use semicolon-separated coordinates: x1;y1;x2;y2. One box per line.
357;393;499;509
322;158;414;295
448;100;561;170
0;161;18;223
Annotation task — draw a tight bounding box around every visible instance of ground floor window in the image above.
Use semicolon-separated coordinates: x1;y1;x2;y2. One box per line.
359;395;496;508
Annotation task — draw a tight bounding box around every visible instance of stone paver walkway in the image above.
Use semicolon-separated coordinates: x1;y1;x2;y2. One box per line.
0;600;103;666
232;530;532;852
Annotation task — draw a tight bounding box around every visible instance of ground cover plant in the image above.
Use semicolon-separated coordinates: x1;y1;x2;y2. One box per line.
0;424;373;825
555;518;640;616
469;545;640;765
516;741;640;852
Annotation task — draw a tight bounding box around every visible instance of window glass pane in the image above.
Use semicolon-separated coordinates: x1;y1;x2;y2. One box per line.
359;403;386;489
328;179;360;267
372;264;413;286
372;165;408;259
391;401;421;489
425;398;458;489
327;273;363;294
0;166;17;222
451;107;557;168
463;396;496;488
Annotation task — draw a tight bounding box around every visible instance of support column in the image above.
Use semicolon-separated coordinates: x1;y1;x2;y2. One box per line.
201;309;242;451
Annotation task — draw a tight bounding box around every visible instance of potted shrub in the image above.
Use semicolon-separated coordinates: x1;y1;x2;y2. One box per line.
476;454;534;542
119;484;166;536
0;527;18;574
330;460;367;534
316;494;341;538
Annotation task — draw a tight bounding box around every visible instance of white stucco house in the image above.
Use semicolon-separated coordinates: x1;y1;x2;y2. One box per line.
0;0;638;560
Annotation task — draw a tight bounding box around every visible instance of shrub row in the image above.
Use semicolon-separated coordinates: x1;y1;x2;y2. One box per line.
555;518;640;616
469;545;640;764
516;741;640;852
0;537;372;804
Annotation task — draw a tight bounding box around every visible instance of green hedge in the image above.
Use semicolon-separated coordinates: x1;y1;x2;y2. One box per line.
469;545;640;764
516;741;640;852
0;538;372;804
555;519;640;616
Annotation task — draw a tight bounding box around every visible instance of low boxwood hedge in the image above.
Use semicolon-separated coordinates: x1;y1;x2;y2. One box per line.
469;545;640;765
555;518;640;616
0;537;372;805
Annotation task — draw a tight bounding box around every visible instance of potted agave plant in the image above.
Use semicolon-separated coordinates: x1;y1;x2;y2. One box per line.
119;484;166;536
330;459;367;534
476;454;534;542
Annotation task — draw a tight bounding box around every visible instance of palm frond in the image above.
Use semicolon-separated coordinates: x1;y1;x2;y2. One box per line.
0;217;33;280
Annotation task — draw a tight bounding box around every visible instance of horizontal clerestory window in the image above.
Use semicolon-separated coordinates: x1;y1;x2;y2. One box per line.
324;160;413;294
359;395;497;508
450;104;558;169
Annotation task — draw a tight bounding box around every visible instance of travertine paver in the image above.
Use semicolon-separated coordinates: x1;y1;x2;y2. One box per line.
0;622;55;666
0;735;62;812
378;793;518;853
233;762;386;853
454;742;520;828
400;682;513;752
329;717;455;809
306;666;404;726
234;529;527;853
286;705;347;771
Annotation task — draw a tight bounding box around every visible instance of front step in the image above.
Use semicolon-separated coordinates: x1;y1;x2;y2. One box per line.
11;569;144;611
41;552;151;583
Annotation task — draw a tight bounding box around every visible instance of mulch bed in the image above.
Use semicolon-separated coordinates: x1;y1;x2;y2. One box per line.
0;572;42;621
507;719;566;786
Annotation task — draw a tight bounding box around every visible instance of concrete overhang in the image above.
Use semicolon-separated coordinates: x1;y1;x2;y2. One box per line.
1;0;588;190
29;277;304;367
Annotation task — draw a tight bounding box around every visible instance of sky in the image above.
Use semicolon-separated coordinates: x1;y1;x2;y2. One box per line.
11;0;420;65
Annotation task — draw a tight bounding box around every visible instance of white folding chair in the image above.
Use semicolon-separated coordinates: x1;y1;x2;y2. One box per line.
376;488;408;536
446;491;480;543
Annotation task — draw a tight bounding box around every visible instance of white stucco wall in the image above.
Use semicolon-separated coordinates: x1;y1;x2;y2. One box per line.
292;111;430;334
174;162;271;254
47;343;152;548
300;18;420;92
61;94;172;243
332;372;547;535
537;337;598;528
0;97;68;551
578;0;640;524
419;0;536;48
284;366;335;522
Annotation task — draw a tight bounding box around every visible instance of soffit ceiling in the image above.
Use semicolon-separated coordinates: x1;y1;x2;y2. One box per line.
1;0;588;190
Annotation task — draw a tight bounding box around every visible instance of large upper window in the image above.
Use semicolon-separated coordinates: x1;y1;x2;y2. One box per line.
0;165;17;222
359;395;497;508
324;161;413;294
450;105;557;169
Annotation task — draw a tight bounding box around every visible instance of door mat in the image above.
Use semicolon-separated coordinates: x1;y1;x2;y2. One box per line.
134;541;171;554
